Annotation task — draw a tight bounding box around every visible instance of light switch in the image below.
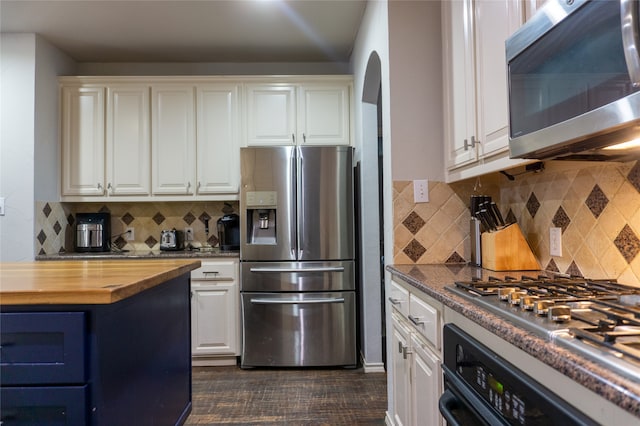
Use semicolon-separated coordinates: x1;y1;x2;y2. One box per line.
0;197;5;216
550;227;562;257
413;180;429;203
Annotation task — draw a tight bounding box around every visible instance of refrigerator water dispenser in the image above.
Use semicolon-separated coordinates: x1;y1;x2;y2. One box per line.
245;191;277;245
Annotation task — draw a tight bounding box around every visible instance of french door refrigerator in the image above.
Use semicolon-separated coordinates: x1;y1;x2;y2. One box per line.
240;145;356;367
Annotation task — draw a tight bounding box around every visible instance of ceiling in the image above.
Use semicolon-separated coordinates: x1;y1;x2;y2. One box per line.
0;0;367;63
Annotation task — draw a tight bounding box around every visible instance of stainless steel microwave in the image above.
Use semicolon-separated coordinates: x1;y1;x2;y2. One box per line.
507;0;640;161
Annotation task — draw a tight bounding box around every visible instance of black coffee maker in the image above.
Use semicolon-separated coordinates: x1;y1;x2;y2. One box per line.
217;205;240;251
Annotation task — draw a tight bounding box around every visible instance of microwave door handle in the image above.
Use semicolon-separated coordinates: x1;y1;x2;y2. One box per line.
621;0;640;86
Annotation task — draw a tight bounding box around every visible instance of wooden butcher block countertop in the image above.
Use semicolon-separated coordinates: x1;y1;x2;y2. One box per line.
0;259;201;305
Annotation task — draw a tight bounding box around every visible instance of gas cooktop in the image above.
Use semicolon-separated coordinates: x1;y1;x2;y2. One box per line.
447;274;640;381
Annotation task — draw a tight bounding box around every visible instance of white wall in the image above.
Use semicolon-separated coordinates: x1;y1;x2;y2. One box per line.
0;34;75;261
350;0;392;382
1;34;37;262
388;0;444;182
76;62;349;76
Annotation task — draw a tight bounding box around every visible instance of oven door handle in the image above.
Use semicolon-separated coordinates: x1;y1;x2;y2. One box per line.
250;297;345;305
440;366;509;426
622;0;640;86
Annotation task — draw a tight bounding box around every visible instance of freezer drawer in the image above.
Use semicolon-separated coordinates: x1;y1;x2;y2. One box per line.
241;261;354;292
241;291;357;367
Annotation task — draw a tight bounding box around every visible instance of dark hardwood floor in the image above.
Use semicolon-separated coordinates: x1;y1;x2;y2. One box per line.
185;365;388;425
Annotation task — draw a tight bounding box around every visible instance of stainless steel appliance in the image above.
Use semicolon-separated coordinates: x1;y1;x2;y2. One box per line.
239;146;356;368
507;0;640;161
447;274;640;383
440;324;597;425
160;229;184;251
217;213;239;251
75;212;111;252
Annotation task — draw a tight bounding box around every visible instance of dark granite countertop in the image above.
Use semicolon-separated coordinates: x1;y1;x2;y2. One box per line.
36;248;239;261
387;263;640;420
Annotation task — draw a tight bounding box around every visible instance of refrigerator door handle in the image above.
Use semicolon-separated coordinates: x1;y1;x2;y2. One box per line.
250;297;345;305
249;266;345;273
291;148;298;259
296;147;304;259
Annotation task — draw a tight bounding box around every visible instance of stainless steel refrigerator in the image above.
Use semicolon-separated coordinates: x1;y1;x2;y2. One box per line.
240;145;356;367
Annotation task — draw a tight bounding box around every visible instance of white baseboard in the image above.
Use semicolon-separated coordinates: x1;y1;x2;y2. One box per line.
192;356;238;367
360;353;386;373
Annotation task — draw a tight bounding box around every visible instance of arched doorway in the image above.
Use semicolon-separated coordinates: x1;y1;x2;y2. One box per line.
358;52;386;370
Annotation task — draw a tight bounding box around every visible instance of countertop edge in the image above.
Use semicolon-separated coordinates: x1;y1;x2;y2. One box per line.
387;264;640;419
1;260;202;305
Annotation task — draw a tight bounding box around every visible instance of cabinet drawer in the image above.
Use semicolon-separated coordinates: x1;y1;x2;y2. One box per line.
388;280;409;317
409;294;440;350
0;312;86;385
191;259;238;281
1;385;88;425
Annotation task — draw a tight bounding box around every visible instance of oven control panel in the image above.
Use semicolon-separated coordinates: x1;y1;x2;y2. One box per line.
442;324;597;426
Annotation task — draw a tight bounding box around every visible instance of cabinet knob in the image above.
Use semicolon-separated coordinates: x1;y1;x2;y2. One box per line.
97;183;102;190
107;183;112;192
303;133;307;143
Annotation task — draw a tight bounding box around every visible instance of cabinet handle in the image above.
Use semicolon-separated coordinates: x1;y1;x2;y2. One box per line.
292;133;295;143
190;290;194;299
107;182;112;193
388;297;402;306
408;315;425;326
187;182;191;193
402;345;412;360
398;341;403;353
303;133;306;143
97;182;103;190
464;136;481;151
203;271;219;276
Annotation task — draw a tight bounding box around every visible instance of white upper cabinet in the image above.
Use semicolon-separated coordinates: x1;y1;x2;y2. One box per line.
106;85;150;196
246;84;297;146
246;80;352;146
61;86;105;196
151;85;196;195
196;84;241;194
442;0;528;182
298;84;351;145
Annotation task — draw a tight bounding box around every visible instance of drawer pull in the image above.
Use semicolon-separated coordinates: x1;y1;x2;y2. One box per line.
388;297;403;305
402;345;412;360
408;315;425;326
203;271;219;276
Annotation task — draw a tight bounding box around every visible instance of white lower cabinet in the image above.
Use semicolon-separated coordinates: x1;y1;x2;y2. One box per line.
389;279;443;426
190;259;240;366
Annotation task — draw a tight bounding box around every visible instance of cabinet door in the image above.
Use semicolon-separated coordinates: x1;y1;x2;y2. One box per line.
191;281;239;356
391;313;411;426
298;84;351;145
475;0;523;158
246;85;296;146
196;84;240;194
442;0;478;169
106;85;151;196
61;86;105;196
411;334;442;426
151;85;196;195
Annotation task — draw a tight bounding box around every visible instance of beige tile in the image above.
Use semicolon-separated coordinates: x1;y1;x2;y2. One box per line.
414;222;441;252
584;225;611;260
413;202;439;222
393;180;411;195
393;251;414;265
571;168;597;201
595;164;625;200
600;245;629;279
562;225;584;259
441;194;467;219
610;181;640;221
571;205;597;238
616;266;640;287
393;225;413;253
596;205;626;241
429;181;454;207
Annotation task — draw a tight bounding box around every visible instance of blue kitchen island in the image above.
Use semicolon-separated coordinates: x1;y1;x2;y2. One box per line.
0;259;200;426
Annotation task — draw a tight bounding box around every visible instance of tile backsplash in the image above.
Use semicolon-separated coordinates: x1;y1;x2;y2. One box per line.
36;201;239;254
393;161;640;287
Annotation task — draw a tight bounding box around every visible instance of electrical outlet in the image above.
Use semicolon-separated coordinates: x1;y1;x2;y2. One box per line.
550;227;562;257
184;227;194;241
125;227;135;241
413;179;429;203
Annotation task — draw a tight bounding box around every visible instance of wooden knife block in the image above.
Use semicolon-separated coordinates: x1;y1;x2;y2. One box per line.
481;223;539;271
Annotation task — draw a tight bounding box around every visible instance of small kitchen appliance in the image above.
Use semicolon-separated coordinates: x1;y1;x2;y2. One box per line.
217;213;239;251
160;229;184;251
75;212;111;252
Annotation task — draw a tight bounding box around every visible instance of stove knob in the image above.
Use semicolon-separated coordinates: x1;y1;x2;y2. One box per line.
508;291;527;306
548;304;571;322
498;287;517;301
533;300;554;316
520;295;539;311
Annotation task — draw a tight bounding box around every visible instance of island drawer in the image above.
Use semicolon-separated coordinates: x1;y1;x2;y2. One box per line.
0;312;86;385
0;385;87;424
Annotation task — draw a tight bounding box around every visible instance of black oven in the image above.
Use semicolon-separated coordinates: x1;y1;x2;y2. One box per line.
439;324;597;426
